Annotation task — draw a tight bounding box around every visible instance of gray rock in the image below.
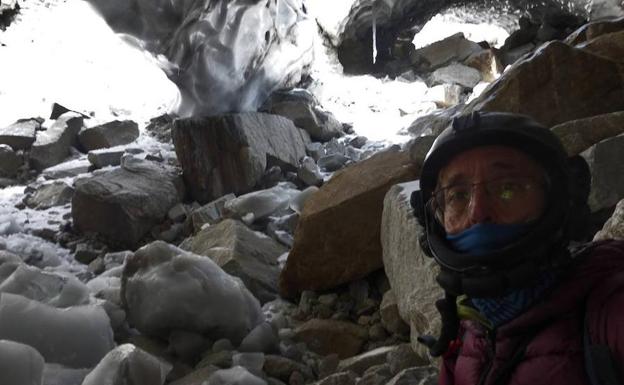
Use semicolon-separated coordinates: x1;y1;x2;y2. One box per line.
337;346;395;376
87;148;125;168
169;330;209;362
0;118;38;150
386;366;437;385
30;112;83;171
199;350;234;369
406;136;436;167
387;344;428;376
78;120;139;151
348;136;367;149
72;158;183;248
169;365;220;385
123;241;264;344
240;322;279;353
582;135;624;212
315;371;357;385
172;113;310;203
357;364;392;385
501;43;535;66
0;340;44;385
180;219;287;303
271;101;343;142
191;194;236;232
380;290;410;335
318;154;350;172
223;183;300;224
263;355;309;383
168;203;190;223
206;366;268;385
324;138;346;156
551;111;624;156
410;33;483;72
82;344;172;385
298;156;323;187
212;339;235;353
23;181;74;210
233;352;265;376
41;159;91;179
594;198;624;241
381;181;442;360
306;142;325;162
429;63;482;89
0;144;22;177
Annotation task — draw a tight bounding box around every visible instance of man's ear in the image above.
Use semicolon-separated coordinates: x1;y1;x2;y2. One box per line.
566;155;591;242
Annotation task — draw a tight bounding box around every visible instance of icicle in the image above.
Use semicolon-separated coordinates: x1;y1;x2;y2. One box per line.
372;3;377;64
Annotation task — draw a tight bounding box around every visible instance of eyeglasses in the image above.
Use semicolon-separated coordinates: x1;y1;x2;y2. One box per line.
431;176;546;222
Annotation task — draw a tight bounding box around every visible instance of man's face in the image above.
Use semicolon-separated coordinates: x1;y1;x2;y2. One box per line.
435;145;547;234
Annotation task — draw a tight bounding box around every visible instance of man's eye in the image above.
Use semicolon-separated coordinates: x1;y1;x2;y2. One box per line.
498;182;522;200
447;189;470;203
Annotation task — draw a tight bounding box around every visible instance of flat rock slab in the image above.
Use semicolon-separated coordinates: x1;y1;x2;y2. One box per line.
279;148;418;298
180;219;287;303
270;101;342;142
429;63;481;89
0;119;39;150
172;113;310;203
410;32;482;72
551;111;624;156
87;148;125;168
293;319;367;359
72;158;183;248
30;113;83;171
78;120;139;151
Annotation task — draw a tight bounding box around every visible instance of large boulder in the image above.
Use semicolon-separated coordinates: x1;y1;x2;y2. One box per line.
78;120;139;151
0;118;38;150
551;111;624;156
577;30;624;63
410;33;483;73
122;241;264;345
72;157;184;248
581;135;624;212
279;148;418;298
381;181;442;358
172;113;310;203
270;101;343;142
29;112;83;171
180;219;287;304
565;16;624;45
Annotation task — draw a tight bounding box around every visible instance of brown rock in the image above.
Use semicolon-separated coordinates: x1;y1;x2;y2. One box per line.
551;111;624;156
279;148;419;297
468;41;624;127
293;319;367;359
379;290;410;335
463;49;503;82
565;17;624;46
578;30;624;63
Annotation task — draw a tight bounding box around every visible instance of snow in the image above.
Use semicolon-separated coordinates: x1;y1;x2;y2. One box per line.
412;13;510;49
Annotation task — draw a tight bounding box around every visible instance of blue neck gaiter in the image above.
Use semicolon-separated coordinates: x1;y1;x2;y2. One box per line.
446;222;557;327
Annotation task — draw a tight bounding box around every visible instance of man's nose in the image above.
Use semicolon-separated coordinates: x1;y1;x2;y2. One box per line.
468;184;493;225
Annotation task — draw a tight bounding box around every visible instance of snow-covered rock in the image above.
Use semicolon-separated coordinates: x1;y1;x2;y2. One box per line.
81;344;171;385
410;33;483;73
0;339;45;385
0;118;38;150
30;112;83;171
0;293;114;368
87;148;125;169
428;63;482;89
122;241;264;344
191;194;236;232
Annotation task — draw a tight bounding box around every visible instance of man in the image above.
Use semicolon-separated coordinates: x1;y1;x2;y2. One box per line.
412;111;624;385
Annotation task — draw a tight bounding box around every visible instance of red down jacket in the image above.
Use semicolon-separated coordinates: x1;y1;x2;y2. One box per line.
439;240;624;385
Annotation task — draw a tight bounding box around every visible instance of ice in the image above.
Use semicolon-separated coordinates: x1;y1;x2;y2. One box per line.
0;339;45;385
124;241;265;345
0;293;115;368
43;364;90;385
0;263;90;307
1;233;71;268
81;344;172;385
207;366;268;385
224;183;301;224
289;186;319;214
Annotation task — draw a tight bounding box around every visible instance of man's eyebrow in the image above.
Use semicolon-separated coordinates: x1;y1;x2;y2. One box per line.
491;161;517;170
440;173;467;188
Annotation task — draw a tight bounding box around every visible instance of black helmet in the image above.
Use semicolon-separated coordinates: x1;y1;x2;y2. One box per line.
413;111;589;298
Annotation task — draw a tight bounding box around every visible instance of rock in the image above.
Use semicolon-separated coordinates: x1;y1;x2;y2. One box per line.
82;344;172;385
594;198;624;241
239;322;279;353
180;219;286;304
263;355;309;383
72;158;183;248
406;136;436;166
469;41;624;128
280;148;418;297
0;118;38;150
386;366;437;385
0;339;44;385
500;43;535;67
212;339;235;353
410;33;483;73
289;186;319;215
41;159;91;179
463;49;502;83
145;114;174;143
298;156;323;187
387;344;428;376
172;113;310;203
577;30;624;63
357;364;392;385
337;346;395;376
223;183;300;224
0;292;114;368
379;290;409;335
565;16;624;46
381;181;442;358
270;101;343;142
315;371;357;385
293;319;367;359
232;352;265;376
191;194;236;232
168;330;208;362
30;112;83;171
199;350;234;369
306;142;325;162
405;105;463;137
318;154;350;172
122;241;264;344
551;112;624;156
169;365;220;385
87;148;125;168
78;120;140;151
428;63;481;89
425;84;464;108
206;366;268;385
582;135;624;212
0;144;22;177
23;181;74;210
348;136;367;149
